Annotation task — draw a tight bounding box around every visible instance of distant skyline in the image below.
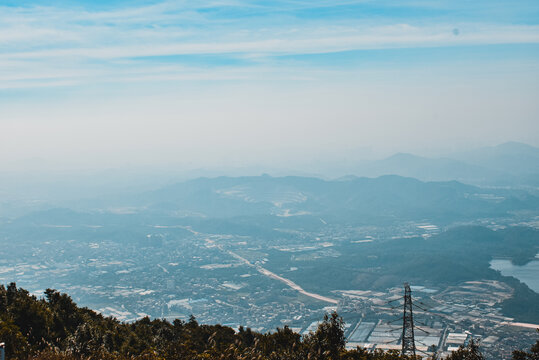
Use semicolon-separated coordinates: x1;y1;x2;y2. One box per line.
1;0;539;171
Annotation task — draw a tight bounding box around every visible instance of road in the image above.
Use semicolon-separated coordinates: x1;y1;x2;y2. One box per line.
225;247;339;305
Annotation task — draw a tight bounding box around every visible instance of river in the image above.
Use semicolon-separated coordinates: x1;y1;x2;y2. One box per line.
490;256;539;294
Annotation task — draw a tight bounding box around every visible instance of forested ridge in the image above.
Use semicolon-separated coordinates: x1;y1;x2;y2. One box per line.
0;283;537;360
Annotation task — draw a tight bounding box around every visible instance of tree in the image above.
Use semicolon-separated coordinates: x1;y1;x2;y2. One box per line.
446;339;484;360
0;318;29;359
512;330;539;360
306;312;346;359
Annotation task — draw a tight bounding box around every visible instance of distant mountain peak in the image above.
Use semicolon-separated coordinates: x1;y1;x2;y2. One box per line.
443;141;539;177
495;141;539;153
335;175;359;182
385;152;426;161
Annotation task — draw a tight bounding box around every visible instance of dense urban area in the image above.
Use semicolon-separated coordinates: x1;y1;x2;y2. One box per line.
1;195;537;360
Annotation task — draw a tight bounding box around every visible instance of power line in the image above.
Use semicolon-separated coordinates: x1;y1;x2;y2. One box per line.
402;282;416;357
416;347;434;358
385;317;403;325
413;302;442;318
361;283;445;358
414;325;431;335
416;300;433;308
414;319;432;328
413;303;429;312
380;338;400;345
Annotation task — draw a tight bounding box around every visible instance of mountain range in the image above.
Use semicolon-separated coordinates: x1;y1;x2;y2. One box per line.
61;173;537;227
351;142;539;187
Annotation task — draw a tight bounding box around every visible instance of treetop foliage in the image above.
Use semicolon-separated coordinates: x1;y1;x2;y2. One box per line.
0;283;536;360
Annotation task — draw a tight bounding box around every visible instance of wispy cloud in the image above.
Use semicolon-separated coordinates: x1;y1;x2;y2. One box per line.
5;24;539;60
1;0;538;89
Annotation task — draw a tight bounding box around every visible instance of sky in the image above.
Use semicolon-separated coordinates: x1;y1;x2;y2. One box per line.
1;0;539;172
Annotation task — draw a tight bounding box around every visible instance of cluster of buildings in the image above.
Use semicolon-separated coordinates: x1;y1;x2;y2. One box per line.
0;220;536;360
337;281;537;359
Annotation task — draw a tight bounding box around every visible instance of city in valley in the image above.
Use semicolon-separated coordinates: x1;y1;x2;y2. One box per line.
1;195;537;360
2;1;539;358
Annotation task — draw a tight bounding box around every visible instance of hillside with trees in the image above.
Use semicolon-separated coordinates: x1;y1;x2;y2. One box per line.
0;283;537;360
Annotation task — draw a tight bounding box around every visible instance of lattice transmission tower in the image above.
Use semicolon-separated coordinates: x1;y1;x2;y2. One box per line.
401;282;416;357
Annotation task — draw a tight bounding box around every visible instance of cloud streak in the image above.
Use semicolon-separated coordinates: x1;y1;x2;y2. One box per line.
5;24;539;59
1;0;538;89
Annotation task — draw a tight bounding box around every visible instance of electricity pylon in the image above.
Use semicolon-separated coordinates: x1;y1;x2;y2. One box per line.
402;282;416;357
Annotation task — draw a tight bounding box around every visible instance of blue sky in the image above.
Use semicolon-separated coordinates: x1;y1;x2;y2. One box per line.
1;0;538;170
